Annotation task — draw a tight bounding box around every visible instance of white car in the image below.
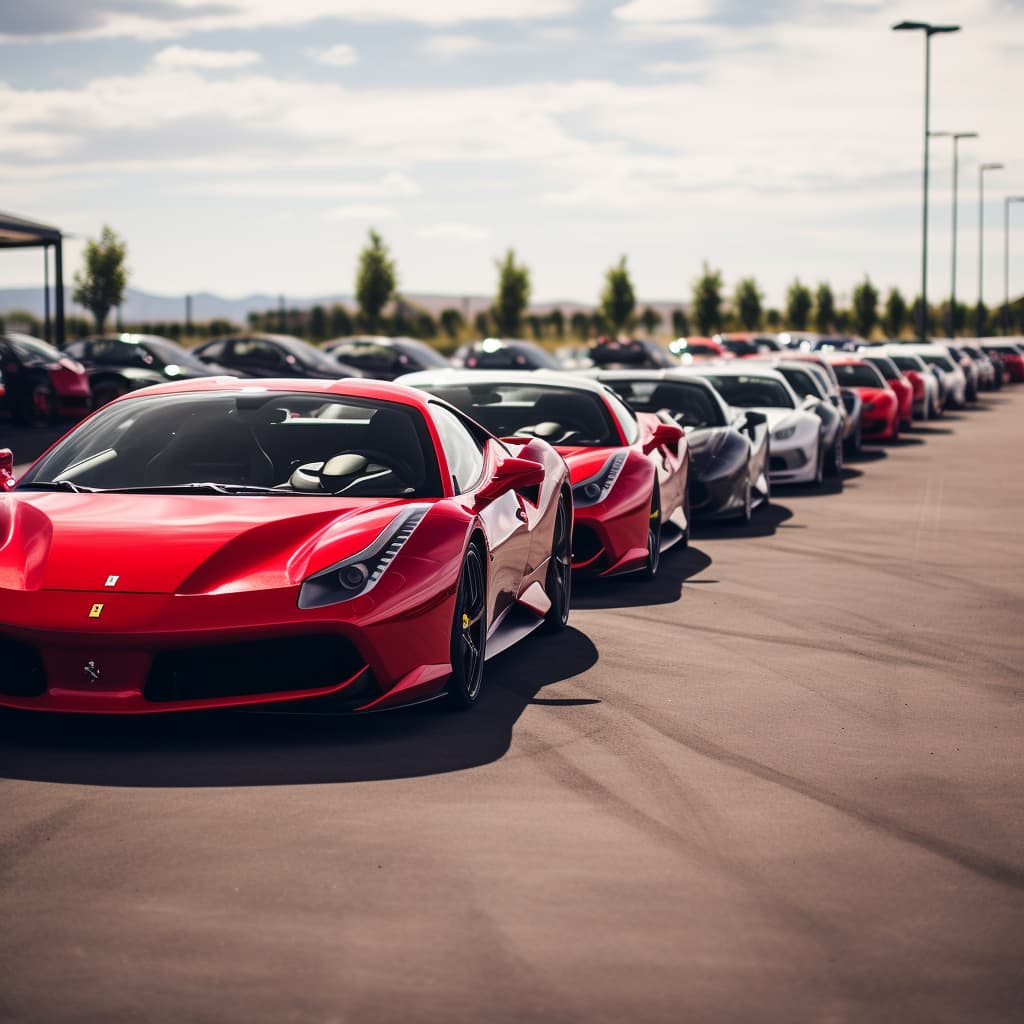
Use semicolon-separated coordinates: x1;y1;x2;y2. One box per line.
689;365;826;486
897;343;967;409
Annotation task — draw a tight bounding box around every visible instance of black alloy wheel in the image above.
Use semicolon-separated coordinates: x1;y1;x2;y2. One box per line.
641;486;662;580
447;543;487;709
543;495;571;633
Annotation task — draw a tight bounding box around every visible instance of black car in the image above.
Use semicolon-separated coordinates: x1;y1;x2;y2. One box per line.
0;332;92;424
597;369;770;523
323;336;450;380
589;336;677;369
63;333;224;408
454;338;561;370
191;333;362;379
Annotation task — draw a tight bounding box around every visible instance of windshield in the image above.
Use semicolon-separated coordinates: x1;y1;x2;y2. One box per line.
464;343;560;370
776;367;822;399
143;338;213;373
7;334;62;364
411;381;619;446
605;378;726;429
918;353;955;372
699;374;795;409
890;353;925;372
19;391;442;498
863;355;899;379
831;363;887;388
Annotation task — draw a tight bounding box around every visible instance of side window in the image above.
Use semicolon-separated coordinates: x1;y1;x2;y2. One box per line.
430;404;486;494
603;388;640;444
199;340;225;360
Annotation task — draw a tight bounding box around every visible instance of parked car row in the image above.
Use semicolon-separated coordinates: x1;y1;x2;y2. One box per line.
0;325;1019;719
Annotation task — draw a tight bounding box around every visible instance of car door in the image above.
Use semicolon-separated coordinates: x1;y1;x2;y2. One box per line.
430;403;532;630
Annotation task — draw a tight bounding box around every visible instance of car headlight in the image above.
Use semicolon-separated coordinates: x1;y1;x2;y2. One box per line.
298;505;429;609
773;424;797;441
572;452;627;508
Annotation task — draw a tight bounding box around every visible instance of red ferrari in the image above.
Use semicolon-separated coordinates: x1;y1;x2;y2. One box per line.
401;370;689;579
859;352;914;430
827;357;900;440
0;378;572;714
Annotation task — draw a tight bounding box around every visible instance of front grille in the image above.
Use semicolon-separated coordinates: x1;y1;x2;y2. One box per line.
0;635;47;697
145;634;369;703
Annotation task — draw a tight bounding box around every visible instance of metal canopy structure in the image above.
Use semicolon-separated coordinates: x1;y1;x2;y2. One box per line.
0;211;65;348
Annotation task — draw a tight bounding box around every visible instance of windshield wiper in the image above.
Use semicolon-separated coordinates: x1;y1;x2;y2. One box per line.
19;480;99;493
105;482;286;495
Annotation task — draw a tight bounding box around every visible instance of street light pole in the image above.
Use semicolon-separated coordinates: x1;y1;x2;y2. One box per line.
1004;196;1024;335
892;20;960;340
930;131;977;336
979;163;1004;333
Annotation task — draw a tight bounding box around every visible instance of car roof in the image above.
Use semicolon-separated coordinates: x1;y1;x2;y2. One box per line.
400;367;614;395
117;375;439;411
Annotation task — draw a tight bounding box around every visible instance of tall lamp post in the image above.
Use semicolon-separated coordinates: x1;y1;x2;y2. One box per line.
930;130;977;336
979;162;1004;334
892;20;960;340
1004;196;1024;335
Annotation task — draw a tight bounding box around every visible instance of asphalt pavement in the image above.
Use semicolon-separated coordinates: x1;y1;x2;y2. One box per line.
1;391;1022;1023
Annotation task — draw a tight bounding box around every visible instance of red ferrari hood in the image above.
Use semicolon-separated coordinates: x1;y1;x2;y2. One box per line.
555;446;623;485
0;492;413;595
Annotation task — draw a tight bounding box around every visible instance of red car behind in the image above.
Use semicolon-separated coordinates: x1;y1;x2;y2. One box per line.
827;357;901;441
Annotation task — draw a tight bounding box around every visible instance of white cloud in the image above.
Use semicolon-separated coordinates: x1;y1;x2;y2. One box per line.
152;46;262;70
326;203;399;221
189;173;419;199
612;0;714;21
420;34;486;58
645;62;693;77
0;0;581;42
306;44;358;67
418;222;491;241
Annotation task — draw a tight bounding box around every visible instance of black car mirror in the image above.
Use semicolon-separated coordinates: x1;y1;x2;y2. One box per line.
744;410;767;434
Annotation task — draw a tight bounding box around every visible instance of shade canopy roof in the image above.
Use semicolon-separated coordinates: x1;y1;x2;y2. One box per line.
0;211;62;249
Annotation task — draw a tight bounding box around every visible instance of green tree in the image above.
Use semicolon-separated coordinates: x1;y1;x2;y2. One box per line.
785;278;812;331
491;249;531;336
72;225;129;332
330;304;353;337
474;310;492;338
883;288;906;338
671;308;689;337
640;306;662;335
600;256;636;333
765;308;782;329
309;305;327;341
733;277;763;330
570;311;590;340
973;300;987;338
439;307;465;341
814;283;835;333
852;276;879;338
547;308;565;338
692;263;724;336
355;229;397;333
413;311;437;339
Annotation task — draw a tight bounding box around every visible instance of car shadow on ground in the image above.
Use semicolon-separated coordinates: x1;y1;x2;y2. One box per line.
571;543;713;610
691;501;794;540
0;627;600;788
907;423;954;436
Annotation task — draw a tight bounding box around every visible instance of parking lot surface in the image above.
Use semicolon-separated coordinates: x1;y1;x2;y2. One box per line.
1;392;1022;1023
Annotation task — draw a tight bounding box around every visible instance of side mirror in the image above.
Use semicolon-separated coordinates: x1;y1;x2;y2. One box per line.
800;394;818;409
744;410;767;434
0;448;16;491
475;455;546;507
642;421;684;455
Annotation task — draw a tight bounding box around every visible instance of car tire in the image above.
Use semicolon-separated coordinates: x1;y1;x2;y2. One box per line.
813;442;825;487
446;542;487;710
641;486;661;580
680;483;691;548
542;495;571;633
825;432;843;477
844;421;862;457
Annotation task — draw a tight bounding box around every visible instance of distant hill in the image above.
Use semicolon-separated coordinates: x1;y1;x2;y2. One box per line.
0;285;688;332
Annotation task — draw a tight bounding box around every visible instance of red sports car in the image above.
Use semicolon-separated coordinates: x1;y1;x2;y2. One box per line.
0;332;91;424
401;370;689;579
827;357;900;441
859;352;914;430
0;378;572;714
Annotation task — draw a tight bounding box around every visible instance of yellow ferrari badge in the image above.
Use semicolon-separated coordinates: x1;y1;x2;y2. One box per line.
88;603;104;619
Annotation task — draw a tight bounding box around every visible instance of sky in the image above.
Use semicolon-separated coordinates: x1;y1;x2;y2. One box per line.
1;0;1023;310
